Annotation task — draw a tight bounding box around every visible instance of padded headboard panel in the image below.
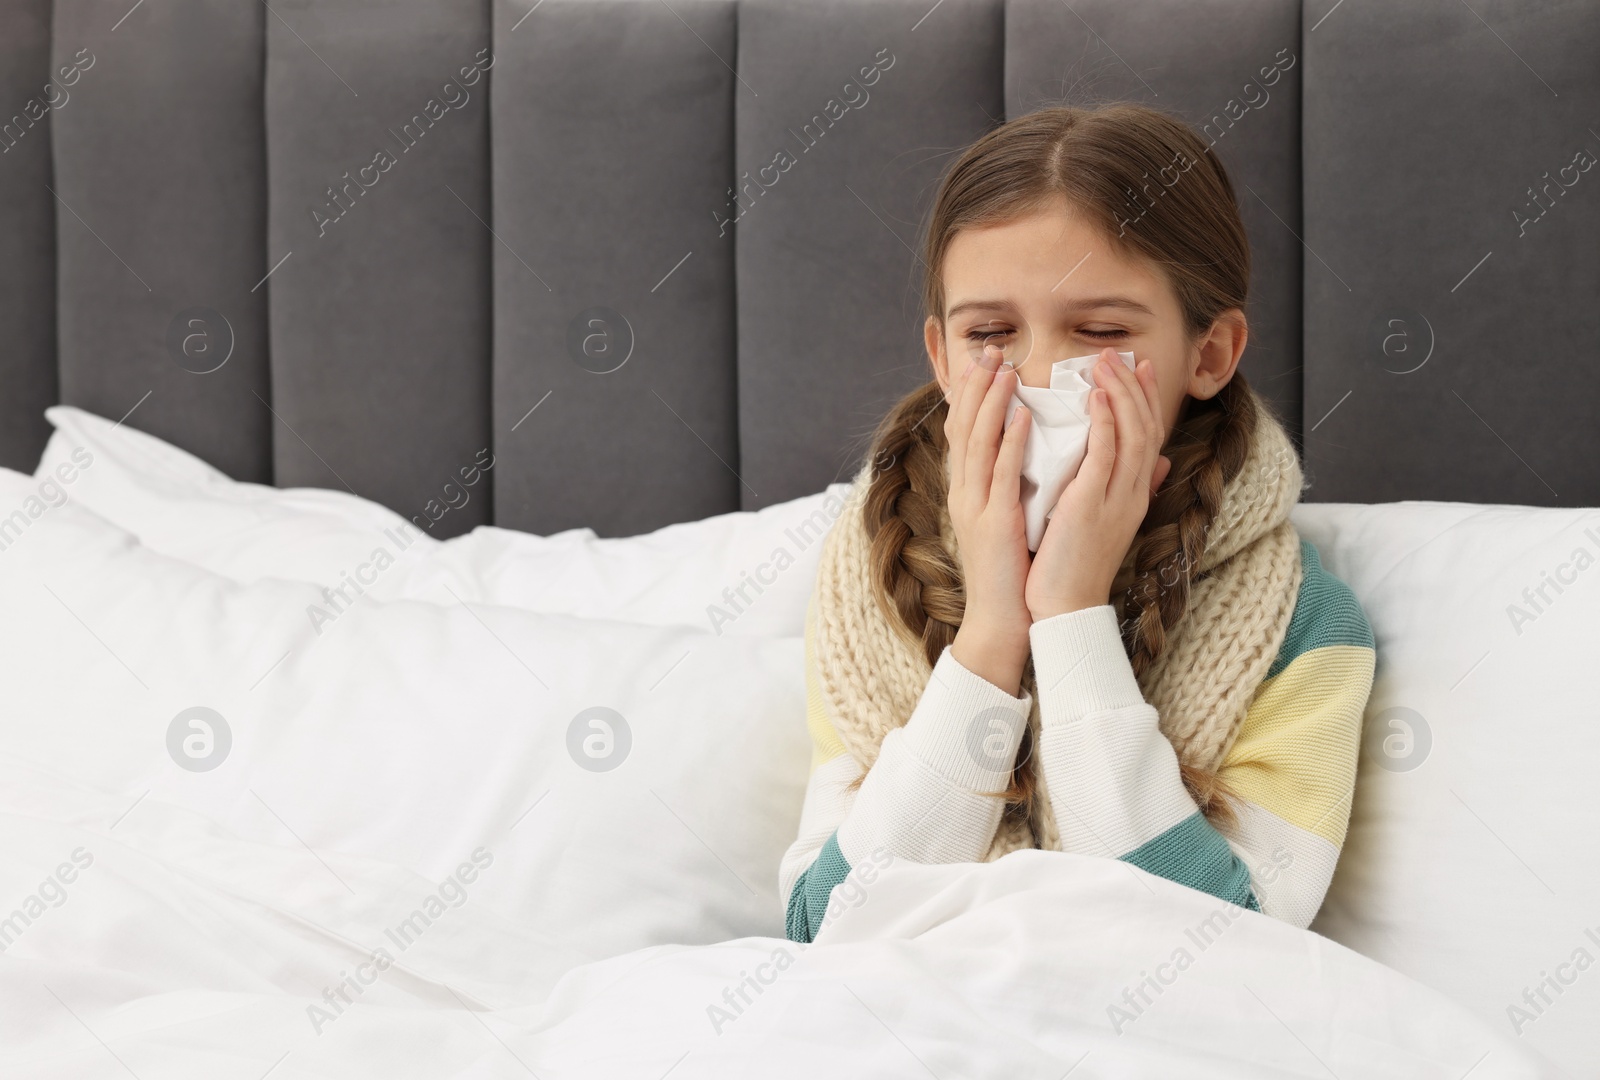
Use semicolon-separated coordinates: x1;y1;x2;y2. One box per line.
2;0;1595;538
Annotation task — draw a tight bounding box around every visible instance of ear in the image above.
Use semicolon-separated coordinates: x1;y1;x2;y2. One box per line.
925;315;952;397
1188;308;1248;400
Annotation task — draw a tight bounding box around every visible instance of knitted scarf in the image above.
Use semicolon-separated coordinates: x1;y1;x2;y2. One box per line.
811;389;1306;859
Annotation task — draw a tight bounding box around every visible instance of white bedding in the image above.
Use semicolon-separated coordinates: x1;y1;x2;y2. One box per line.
28;404;845;637
0;411;1572;1077
0;747;1551;1078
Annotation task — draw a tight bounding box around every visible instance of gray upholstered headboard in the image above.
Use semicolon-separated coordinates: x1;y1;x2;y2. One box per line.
2;0;1596;540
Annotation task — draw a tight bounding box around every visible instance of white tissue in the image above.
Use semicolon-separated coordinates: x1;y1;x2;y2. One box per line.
1002;350;1137;552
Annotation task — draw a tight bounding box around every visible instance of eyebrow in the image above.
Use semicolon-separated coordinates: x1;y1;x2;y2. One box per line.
946;296;1157;320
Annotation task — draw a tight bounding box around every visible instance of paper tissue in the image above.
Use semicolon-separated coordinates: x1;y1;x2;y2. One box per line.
1001;349;1137;551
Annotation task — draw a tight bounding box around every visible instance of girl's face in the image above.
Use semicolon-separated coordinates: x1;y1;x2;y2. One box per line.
923;194;1247;445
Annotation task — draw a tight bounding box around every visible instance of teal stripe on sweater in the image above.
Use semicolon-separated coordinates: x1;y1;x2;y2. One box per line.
1267;540;1376;681
785;832;852;943
1121;812;1259;910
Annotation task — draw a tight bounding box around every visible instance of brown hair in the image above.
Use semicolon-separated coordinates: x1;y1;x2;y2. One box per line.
852;102;1263;833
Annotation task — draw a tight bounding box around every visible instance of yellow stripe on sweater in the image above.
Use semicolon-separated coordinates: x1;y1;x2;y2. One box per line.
804;593;847;775
1215;643;1375;848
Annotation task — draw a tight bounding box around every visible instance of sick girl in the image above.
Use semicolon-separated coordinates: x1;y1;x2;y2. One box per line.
782;102;1375;942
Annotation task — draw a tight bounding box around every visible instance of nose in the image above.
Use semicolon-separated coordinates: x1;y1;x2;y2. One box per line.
1003;328;1083;388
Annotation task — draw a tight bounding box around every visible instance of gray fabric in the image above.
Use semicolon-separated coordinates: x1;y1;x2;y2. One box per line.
491;0;740;536
1302;0;1600;503
50;0;272;483
1007;0;1304;439
266;0;493;537
0;0;57;473
2;0;1596;530
735;0;1005;509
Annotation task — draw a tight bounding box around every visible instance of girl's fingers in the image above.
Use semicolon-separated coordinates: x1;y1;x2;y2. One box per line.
1135;357;1163;433
991;403;1029;507
966;360;1017;493
1122;358;1162;480
1077;386;1116;496
1117;358;1160;494
1095;353;1150;495
1100;350;1164;492
1135;359;1166;484
1109;354;1158;444
946;347;1000;485
945;356;978;486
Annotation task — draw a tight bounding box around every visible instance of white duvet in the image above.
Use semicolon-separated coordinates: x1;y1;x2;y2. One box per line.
0;410;1564;1078
0;751;1552;1079
0;773;1553;1079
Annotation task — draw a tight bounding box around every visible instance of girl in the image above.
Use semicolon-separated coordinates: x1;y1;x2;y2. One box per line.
780;102;1376;943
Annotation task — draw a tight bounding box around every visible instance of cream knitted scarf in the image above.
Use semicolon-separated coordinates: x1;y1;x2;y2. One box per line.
812;391;1306;859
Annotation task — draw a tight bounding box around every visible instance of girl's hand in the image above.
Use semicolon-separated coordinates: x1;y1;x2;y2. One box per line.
1025;347;1173;622
944;342;1033;693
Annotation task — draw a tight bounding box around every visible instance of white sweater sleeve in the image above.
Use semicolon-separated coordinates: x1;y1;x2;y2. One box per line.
779;643;1031;942
1030;605;1258;910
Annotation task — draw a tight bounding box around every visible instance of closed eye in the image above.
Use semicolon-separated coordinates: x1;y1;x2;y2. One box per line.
964;326;1012;340
965;326;1126;341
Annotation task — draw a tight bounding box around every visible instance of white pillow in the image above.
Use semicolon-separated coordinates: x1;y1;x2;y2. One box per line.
33;405;850;637
0;470;811;979
1293;499;1600;1075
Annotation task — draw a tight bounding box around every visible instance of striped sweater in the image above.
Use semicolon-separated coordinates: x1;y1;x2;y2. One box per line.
781;537;1376;943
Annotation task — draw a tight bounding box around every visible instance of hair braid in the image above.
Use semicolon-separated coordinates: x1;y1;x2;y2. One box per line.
862;382;963;667
845;380;1042;814
1112;374;1261;830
